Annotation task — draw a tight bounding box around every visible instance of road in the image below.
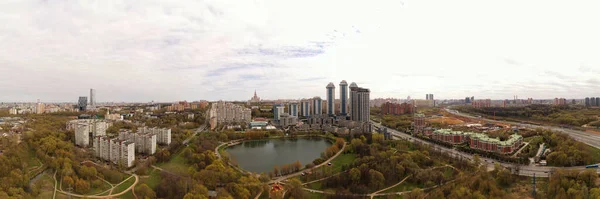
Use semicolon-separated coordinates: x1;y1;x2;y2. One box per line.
445;108;600;149
371;122;600;177
183;124;206;145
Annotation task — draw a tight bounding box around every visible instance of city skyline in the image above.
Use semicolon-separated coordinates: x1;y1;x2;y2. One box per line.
1;0;600;102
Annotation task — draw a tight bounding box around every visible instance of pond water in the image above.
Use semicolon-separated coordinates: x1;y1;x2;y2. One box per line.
225;137;332;173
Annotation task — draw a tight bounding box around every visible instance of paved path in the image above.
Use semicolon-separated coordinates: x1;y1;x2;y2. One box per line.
52;170;57;199
183;125;206;145
270;142;346;184
55;174;139;199
511;142;530;157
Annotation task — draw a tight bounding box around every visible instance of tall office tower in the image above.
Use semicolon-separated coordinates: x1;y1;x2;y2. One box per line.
273;104;284;120
90;89;96;107
312;97;322;115
426;94;429;100
339;80;348;116
592;97;597;106
596;97;600;107
350;86;370;122
326;82;335;115
349;82;358;117
300;100;310;117
78;96;88;111
288;102;298;117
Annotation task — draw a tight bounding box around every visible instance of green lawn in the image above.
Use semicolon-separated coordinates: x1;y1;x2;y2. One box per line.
303;190;325;199
329;153;356;173
156;147;191;175
86;180;112;195
112;176;135;194
119;190;136;199
138;168;162;190
308;182;322;190
381;179;421;194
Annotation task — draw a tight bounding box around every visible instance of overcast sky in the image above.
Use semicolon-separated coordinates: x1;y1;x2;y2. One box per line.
1;0;600;102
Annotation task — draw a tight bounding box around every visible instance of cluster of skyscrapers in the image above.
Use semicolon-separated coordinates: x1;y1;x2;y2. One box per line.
585;97;600;107
78;88;96;111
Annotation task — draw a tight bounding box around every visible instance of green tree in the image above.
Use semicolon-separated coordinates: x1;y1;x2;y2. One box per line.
135;184;157;199
75;179;90;194
349;168;361;184
285;178;308;199
369;169;385;190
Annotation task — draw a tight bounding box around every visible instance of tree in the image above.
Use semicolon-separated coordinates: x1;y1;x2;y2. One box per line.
135;184;157;199
349;168;361;184
405;188;425;199
369;169;385;190
75;179;90;194
62;176;74;189
285;179;308;199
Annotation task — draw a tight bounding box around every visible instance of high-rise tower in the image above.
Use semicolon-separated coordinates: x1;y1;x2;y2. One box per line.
288;102;298;117
300;100;310;117
350;86;370;122
78;96;88;111
339;80;348;116
348;82;358;117
326;82;335;115
90;88;96;107
312;97;322;115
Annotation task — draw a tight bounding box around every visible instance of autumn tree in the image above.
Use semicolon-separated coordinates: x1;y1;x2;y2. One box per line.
62;176;74;189
75;179;90;194
369;169;385;190
135;184;157;199
286;178;308;199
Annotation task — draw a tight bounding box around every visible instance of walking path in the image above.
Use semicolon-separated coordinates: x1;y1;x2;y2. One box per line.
52;170;57;199
370;175;411;199
55;174;139;199
270;142;346;184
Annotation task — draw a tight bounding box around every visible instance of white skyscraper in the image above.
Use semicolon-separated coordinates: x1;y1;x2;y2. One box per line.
339;80;348;116
90;88;96;108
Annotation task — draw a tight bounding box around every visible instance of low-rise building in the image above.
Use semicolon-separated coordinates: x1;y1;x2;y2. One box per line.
381;102;413;115
430;129;523;154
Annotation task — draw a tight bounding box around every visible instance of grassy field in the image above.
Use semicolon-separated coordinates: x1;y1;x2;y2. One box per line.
112;176;135;194
381;179;421;193
119;190;136;199
156;147;191;175
329;153;357;173
138;168;162;189
585;145;600;164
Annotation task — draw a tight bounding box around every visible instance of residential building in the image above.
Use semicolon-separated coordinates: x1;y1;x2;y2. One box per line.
585;97;590;107
554;98;567;106
413;99;434;108
339;80;348;116
472;99;491;108
119;129;157;155
430;129;523;154
414;113;426;134
109;139;135;168
426;94;434;100
35;102;45;114
350;86;370;122
312;97;322;115
349;82;358;117
9;108;17;115
326;82;335;115
300;100;310;117
105;110;122;121
288;102;298;117
138;127;171;145
381;102;413;115
273;104;284;121
68;119;109;147
208;102;252;130
277;113;298;127
78;96;88;111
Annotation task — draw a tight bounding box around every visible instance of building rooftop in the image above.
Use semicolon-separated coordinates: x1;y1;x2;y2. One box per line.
340;80;348;85
349;82;358;88
432;129;522;146
327;82;335;88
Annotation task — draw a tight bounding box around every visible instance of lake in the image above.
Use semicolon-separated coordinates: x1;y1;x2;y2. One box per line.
225;137;332;174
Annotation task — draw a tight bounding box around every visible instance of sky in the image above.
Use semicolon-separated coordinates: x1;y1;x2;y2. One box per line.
1;0;600;102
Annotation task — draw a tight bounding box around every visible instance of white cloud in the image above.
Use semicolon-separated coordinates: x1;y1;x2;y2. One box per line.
0;0;599;102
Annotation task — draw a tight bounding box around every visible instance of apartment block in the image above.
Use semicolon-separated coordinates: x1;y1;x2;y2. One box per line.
119;129;157;155
208;102;252;130
93;136;135;168
381;102;413;115
68;119;109;147
430;129;523;154
138;127;171;145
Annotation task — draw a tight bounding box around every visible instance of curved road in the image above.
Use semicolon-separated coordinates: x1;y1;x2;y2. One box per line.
270;142;346;184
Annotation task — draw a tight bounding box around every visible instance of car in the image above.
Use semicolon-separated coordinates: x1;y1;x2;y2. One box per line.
328;162;332;166
301;172;305;176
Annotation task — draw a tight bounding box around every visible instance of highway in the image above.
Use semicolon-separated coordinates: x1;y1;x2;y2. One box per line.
371;122;600;177
445;108;600;149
